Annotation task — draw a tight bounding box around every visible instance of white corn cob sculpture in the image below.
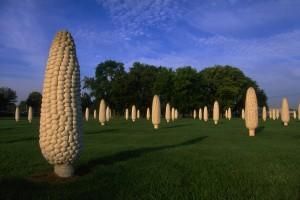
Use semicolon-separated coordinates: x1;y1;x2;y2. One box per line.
39;31;82;177
281;98;290;126
262;106;267;122
152;95;161;129
28;106;33;123
146;107;150;120
171;107;175;121
199;108;202;120
15;106;20;122
213;101;219;125
99;99;106;125
193;109;197;119
175;109;178;120
132;105;136;122
165;103;171;123
106;106;110;122
125;108;129;120
85;107;89;121
241;109;245;120
245;87;258;136
228;107;232;120
298;104;300;120
276;109;280;120
93;109;97;120
203;106;208;122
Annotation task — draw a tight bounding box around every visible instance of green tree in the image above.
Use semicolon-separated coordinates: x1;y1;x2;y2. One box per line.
152;67;174;108
0;87;17;112
126;62;158;114
26;91;42;116
81;92;93;112
199;65;268;115
173;67;204;116
83;60;127;114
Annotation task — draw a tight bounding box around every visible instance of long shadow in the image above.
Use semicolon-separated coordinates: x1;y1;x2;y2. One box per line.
85;128;119;135
0;127;13;131
256;126;265;134
76;136;208;176
164;123;190;129
0;137;37;144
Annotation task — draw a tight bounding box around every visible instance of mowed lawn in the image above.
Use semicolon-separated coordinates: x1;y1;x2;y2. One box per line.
0;117;300;200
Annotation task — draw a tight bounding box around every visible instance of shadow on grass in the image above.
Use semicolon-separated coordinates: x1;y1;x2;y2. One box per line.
0;137;37;144
0;177;43;199
0;127;13;131
0;135;207;194
164;123;190;129
76;136;208;176
256;126;265;134
85;128;120;135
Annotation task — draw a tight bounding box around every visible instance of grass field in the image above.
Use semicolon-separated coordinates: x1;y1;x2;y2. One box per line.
0;117;300;200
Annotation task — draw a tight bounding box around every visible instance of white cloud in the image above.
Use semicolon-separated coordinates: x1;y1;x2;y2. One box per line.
96;0;184;38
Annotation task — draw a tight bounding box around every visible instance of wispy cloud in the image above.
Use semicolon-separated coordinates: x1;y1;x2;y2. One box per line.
0;0;299;106
96;0;184;39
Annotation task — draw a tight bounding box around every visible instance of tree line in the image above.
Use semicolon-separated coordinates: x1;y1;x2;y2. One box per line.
83;60;267;117
0;87;42;116
0;60;268;117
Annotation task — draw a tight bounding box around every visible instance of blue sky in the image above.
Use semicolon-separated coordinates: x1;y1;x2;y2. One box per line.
1;0;300;107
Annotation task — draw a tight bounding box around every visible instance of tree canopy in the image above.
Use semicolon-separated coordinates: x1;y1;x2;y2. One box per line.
84;60;268;116
0;87;17;112
26;91;42;115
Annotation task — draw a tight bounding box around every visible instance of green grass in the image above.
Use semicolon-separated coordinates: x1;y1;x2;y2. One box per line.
0;117;300;200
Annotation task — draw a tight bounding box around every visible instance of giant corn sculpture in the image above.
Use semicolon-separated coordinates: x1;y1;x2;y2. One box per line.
272;109;276;120
152;95;161;129
281;98;290;126
175;109;178;120
132;105;136;122
298;104;300;120
276;109;280;120
125;108;129;120
93;109;97;120
213;101;219;125
293;111;297;119
262;106;267;122
228;108;232;120
199;108;202;120
15;106;20;122
241;109;245;120
146;107;150;120
39;31;82;178
203;106;208;122
245;87;258;136
99;99;106;125
85;107;89;121
193;109;197;119
137;109;140;119
28;106;33;123
106;106;110;122
165;103;171;123
171;107;175;121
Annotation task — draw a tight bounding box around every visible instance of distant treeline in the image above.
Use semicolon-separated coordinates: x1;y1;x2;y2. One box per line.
83;60;267;116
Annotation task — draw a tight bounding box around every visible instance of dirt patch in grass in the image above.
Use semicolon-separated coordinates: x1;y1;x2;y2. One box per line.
27;171;79;184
